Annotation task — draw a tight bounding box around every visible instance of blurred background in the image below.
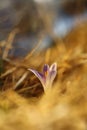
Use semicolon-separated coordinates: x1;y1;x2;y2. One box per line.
0;0;87;57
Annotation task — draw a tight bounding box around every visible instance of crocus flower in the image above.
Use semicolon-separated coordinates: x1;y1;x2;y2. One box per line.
28;63;57;92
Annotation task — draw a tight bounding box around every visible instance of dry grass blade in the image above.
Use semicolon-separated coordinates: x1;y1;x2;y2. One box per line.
3;58;28;69
0;67;17;79
2;29;19;59
25;34;44;60
13;71;29;90
18;83;40;93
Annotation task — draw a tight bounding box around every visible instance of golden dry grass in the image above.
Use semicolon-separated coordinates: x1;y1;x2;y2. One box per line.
0;22;87;130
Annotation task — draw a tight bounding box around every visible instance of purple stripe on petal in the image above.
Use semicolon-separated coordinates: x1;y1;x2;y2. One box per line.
28;68;46;88
50;70;57;82
29;69;44;80
43;64;49;73
49;63;57;82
